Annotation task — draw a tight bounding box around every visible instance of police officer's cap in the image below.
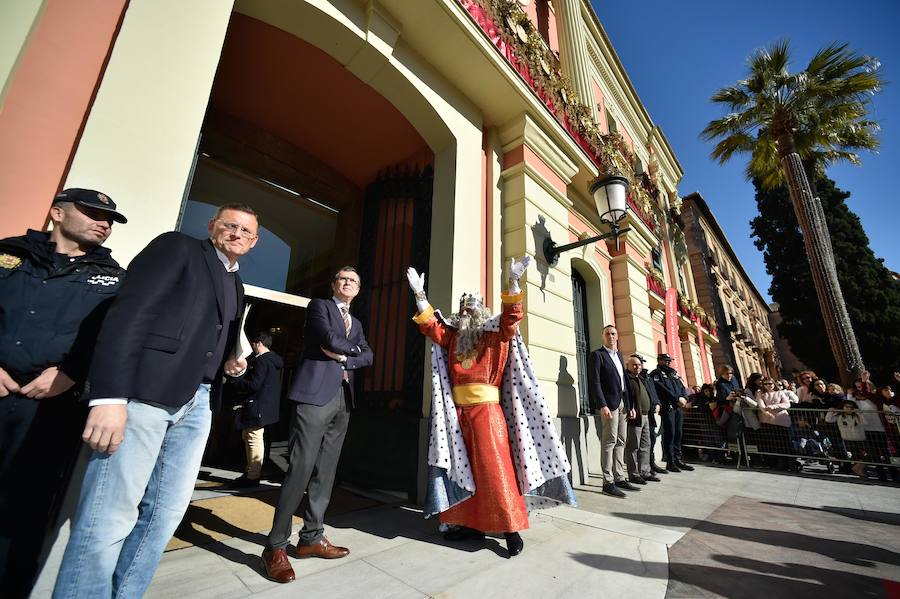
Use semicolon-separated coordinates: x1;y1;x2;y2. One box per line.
53;188;127;224
657;353;674;362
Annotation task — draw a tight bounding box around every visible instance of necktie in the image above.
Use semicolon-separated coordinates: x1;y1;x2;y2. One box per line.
341;306;350;381
342;306;351;337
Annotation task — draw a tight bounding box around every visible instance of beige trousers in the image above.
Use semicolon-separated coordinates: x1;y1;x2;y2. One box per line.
242;426;265;479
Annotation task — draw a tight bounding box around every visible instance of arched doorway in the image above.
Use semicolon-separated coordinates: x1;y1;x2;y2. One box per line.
180;12;437;497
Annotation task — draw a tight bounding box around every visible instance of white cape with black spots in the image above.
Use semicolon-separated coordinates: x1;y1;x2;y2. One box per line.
424;312;576;518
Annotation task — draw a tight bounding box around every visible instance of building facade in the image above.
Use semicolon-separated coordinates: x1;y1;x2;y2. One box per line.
2;0;720;492
681;192;780;385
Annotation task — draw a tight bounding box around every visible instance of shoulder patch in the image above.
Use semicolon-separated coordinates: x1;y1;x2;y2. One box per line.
0;254;22;269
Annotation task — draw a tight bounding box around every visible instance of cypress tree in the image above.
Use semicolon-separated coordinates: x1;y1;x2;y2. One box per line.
751;176;900;384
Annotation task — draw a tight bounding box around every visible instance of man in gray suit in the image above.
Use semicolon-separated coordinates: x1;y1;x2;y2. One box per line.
588;325;635;498
261;267;372;583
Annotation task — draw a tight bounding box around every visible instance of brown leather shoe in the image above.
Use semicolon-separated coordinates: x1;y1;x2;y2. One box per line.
294;537;350;559
261;548;295;583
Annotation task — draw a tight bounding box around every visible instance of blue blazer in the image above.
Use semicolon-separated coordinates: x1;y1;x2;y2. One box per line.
588;347;633;412
287;298;373;406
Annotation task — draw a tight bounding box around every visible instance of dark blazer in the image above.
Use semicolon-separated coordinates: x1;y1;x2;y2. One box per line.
641;369;662;428
287;298;373;407
84;233;244;412
588;347;632;412
230;350;283;428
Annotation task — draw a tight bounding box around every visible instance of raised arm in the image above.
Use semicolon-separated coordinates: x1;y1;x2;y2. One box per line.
407;266;453;348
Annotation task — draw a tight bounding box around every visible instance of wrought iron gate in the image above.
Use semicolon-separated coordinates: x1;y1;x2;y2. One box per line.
338;165;433;499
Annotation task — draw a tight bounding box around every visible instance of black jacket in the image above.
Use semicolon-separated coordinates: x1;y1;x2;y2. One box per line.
632;369;662;428
84;233;243;411
649;364;688;411
230;350;283;428
588;347;632;412
0;230;124;387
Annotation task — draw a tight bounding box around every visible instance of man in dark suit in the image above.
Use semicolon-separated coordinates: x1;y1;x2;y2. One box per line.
588;325;635;498
53;204;258;598
229;331;283;487
261;267;372;584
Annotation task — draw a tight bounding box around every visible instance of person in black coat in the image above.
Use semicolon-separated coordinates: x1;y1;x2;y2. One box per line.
630;354;666;476
229;331;283;487
649;353;695;472
54;204;258;598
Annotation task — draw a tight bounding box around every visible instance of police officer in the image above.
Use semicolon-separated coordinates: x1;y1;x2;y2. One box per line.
649;353;695;473
0;188;126;598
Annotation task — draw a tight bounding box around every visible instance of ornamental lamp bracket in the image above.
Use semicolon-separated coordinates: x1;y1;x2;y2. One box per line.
543;175;631;266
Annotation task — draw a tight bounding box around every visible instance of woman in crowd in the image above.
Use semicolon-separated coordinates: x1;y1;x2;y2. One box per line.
847;372;876;403
756;377;794;469
795;371;817;403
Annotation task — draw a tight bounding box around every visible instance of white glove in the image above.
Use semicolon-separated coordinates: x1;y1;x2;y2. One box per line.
406;267;425;293
406;267;429;313
508;255;531;294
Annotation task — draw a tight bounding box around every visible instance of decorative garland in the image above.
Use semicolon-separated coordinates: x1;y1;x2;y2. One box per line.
459;0;660;233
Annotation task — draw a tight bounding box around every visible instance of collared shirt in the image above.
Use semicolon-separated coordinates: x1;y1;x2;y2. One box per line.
603;345;624;390
332;296;348;312
213;245;239;273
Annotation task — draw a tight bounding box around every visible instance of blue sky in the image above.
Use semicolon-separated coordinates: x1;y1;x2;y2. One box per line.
591;0;900;302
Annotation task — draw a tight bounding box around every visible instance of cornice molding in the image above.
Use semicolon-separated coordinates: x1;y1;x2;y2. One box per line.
498;113;579;184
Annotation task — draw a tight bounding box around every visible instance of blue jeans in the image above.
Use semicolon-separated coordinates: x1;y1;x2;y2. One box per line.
52;385;211;599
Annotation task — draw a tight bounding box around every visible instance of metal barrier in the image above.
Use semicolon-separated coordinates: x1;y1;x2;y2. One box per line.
681;407;746;467
678;405;900;476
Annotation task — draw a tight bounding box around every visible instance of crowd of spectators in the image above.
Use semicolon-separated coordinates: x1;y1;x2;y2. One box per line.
682;366;900;482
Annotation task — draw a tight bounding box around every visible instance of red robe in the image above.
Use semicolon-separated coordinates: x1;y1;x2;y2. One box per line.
414;292;529;533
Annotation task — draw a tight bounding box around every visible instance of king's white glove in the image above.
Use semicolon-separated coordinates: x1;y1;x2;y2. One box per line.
508;255;531;294
406;267;429;313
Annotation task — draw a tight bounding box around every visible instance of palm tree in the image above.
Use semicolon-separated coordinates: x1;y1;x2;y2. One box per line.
702;40;884;386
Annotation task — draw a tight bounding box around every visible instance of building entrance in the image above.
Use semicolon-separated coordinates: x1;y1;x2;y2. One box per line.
177;12;435;497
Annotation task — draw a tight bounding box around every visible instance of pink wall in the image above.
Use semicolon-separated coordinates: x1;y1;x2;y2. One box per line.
0;0;129;237
592;80;607;133
503;144;567;195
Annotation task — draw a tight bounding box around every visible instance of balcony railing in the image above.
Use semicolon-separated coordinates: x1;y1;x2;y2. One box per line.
458;0;661;236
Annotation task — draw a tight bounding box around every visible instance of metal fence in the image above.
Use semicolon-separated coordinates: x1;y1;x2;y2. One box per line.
680;405;900;476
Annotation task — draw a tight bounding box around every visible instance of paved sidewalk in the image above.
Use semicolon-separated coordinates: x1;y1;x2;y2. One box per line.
141;464;900;598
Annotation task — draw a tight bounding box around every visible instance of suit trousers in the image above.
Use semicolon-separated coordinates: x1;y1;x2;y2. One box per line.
625;416;651;478
267;385;349;549
661;407;684;463
600;405;628;484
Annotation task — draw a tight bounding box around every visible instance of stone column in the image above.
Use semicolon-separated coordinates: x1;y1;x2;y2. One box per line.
554;0;596;121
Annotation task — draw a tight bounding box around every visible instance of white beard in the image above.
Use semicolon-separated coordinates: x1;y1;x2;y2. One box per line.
448;307;490;355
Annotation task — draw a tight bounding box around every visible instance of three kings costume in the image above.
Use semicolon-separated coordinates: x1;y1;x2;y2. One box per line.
413;290;576;532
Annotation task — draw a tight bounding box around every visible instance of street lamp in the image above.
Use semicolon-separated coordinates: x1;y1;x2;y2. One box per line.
543;175;631;266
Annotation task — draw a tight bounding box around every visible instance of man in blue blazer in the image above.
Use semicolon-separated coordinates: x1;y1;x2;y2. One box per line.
54;204;258;598
262;267;373;583
588;325;635;498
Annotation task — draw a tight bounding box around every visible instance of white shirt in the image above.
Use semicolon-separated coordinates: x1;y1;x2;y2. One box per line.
213;245;239;273
603;345;624;390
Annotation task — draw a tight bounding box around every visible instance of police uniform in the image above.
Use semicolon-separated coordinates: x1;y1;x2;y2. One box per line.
649;356;689;468
0;189;126;597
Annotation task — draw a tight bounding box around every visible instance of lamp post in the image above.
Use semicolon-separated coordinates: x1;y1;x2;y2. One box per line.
543;174;631;266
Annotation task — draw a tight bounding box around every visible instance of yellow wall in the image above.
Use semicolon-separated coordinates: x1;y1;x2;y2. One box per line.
64;0;235;264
